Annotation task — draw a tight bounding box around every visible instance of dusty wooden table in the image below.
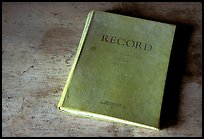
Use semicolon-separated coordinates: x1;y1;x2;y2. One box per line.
2;2;202;137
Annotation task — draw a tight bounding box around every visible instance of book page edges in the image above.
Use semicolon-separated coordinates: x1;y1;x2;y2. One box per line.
57;10;95;108
60;106;160;130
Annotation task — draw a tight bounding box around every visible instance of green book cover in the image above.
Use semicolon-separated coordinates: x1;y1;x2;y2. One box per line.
58;10;176;130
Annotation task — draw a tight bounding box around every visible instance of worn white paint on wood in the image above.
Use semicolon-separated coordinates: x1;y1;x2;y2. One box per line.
2;2;202;137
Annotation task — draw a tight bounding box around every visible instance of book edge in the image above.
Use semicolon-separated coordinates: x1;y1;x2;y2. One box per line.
157;25;177;129
95;10;176;27
60;106;160;130
57;10;95;109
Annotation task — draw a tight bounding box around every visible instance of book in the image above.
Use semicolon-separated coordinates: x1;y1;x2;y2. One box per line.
58;10;176;130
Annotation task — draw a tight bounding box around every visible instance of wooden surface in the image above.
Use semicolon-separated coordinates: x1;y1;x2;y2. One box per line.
2;2;202;137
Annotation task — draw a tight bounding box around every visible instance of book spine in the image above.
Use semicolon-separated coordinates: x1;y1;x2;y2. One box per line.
58;10;95;109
